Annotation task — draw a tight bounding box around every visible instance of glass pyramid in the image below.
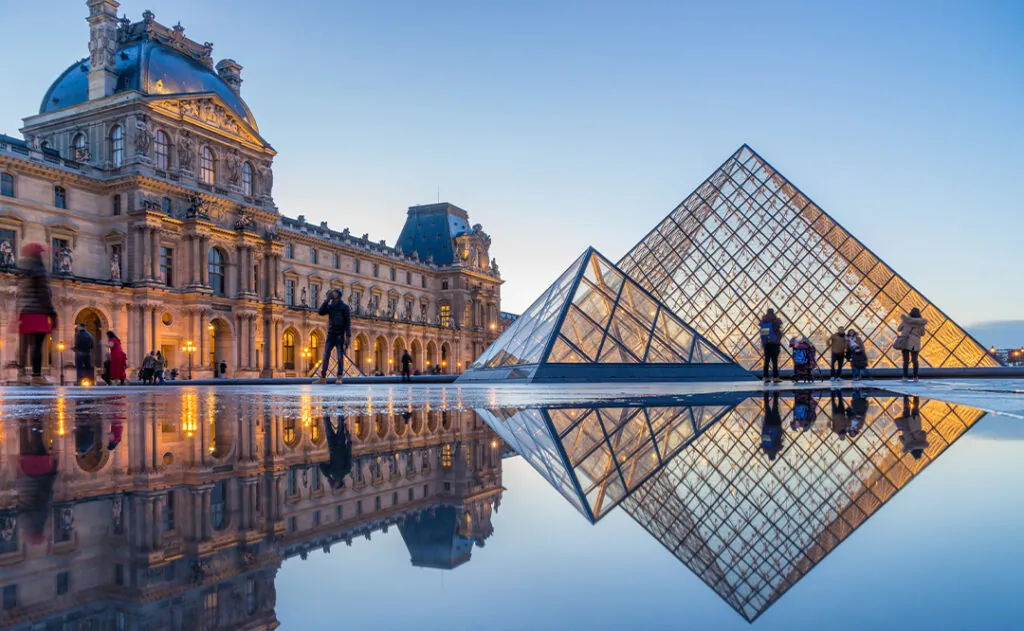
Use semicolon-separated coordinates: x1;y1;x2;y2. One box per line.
618;145;999;371
621;392;987;621
460;248;750;383
474;394;745;522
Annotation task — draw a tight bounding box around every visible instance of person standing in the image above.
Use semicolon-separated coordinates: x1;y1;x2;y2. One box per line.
16;243;57;385
401;350;413;382
141;350;156;384
318;413;353;489
315;289;351;384
760;391;783;460
105;331;128;385
896;308;928;382
847;331;870;380
895;395;928;459
828;327;848;382
219;359;227;378
154;350;166;384
758;309;784;385
73;323;95;385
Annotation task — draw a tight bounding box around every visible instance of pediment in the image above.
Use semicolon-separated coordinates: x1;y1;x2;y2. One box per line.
148;94;272;150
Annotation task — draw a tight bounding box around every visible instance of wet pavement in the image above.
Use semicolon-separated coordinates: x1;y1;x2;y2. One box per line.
0;383;1020;630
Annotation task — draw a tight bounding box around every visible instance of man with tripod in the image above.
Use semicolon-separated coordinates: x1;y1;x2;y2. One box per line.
315;289;351;384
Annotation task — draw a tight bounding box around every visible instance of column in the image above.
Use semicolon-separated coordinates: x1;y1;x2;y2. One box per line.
199;236;209;286
186;235;195;285
248;317;256;369
202;490;212;540
273;255;282;299
150;306;157;353
262;316;271;372
150;228;159;280
199;311;207;369
235;315;243;372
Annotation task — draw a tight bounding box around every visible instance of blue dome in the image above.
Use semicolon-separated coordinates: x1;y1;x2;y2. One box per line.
40;39;257;131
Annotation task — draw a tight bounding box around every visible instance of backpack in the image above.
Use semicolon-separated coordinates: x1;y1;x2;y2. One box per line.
760;322;778;345
794;403;810;422
793;348;809;365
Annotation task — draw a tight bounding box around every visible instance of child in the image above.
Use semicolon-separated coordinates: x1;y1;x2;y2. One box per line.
846;332;870;380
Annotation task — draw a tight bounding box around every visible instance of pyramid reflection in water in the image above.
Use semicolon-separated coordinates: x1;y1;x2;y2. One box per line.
460;247;749;383
619;145;998;371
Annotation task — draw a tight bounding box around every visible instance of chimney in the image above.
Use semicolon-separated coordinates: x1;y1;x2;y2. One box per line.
86;0;120;99
216;59;243;95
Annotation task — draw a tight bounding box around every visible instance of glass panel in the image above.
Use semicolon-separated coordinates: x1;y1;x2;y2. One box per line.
548;336;589;364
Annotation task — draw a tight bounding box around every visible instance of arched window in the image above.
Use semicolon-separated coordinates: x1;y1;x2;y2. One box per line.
208;248;226;296
154;130;169;170
241;161;253;196
72;133;88;162
110;125;124;168
200;146;215;185
283;330;296;370
210;480;228;531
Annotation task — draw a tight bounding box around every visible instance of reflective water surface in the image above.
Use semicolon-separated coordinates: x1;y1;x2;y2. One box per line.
0;386;1020;630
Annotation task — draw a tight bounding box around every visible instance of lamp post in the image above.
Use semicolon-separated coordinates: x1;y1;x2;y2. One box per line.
301;347;312;373
182;340;196;380
56;341;65;386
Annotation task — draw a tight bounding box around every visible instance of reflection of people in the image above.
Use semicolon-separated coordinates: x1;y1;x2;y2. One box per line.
760;392;783;460
401;350;413;382
896;395;928;459
848;390;869;438
108;417;124;451
790;391;817;431
316;289;351;384
830;391;849;439
18;415;57;545
17;243;57;385
73;323;95;384
319;414;353;489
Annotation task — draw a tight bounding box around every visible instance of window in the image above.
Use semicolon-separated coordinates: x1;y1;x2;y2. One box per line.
162;492;175;531
423;484;428;497
353;259;360;274
310;283;321;306
408;488;414;501
160;247;173;286
392;491;398;506
441;279;449;290
288;517;297;532
208;248;226;295
54;185;67;209
165;564;175;582
161;197;171;214
313;510;321;526
115;564;124;586
203;590;218;627
421;276;426;289
374;496;381;510
1;173;13;197
56;572;69;595
112;193;121;215
440;305;451;327
283;330;295;369
464;305;471;327
333;253;339;269
312;468;321;491
405;300;413;317
110;125;124;167
287;468;297;495
246;578;258;615
2;585;16;610
419;303;427;321
72;133;88;162
241;161;253;196
285;279;295;306
351;292;361;310
200;146;215;185
389;268;396;282
372;263;379;278
210;482;228;531
311;248;318;265
406;271;412;285
154;130;169;170
356;500;362;515
387;296;397;315
285;242;293;258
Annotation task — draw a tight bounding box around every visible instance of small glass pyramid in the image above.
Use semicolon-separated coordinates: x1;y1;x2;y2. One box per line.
460;248;751;383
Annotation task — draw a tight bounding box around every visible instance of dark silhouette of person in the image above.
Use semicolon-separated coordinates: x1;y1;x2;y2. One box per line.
848;390;869;439
18;414;57;545
830;391;849;439
401;350;413;382
896;395;929;459
316;289;352;383
73;323;95;385
760;392;783;460
319;414;353;489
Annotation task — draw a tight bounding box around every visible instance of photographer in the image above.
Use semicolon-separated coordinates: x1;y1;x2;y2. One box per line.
315;289;351;384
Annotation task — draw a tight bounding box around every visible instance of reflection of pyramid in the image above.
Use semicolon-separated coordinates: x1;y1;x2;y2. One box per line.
460;248;750;383
619;145;999;371
621;393;986;621
307;352;365;379
475;394;744;522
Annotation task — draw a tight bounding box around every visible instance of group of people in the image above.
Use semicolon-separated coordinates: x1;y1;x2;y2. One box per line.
140;350;167;384
759;307;929;384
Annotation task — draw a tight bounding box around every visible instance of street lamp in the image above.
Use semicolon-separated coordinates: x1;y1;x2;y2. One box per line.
301;347;312;372
182;340;196;380
56;341;65;386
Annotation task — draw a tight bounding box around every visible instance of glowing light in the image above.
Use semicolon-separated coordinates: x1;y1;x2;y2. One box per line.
56;341;65;352
490;440;498;449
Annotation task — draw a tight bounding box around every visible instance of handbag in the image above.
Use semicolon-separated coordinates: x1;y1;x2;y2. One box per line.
893;334;908;351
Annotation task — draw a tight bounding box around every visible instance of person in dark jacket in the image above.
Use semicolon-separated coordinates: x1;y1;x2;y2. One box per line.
848;390;869;438
319;413;353;489
73;323;95;385
315;289;352;384
761;392;783;460
17;243;57;385
18;414;57;545
759;309;784;385
401;350;413;382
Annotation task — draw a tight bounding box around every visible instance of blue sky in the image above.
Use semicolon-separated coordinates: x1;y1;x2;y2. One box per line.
3;0;1022;326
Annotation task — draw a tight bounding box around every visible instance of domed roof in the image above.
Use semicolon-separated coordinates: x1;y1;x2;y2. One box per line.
40;38;257;131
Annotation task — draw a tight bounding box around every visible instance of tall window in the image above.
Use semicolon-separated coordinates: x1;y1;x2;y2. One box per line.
421;276;427;289
208;248;226;296
241;162;253;196
440;305;451;327
161;197;171;214
200;146;215;185
110;125;124;167
285;242;293;258
112;193;121;215
419;302;427;321
283;331;295;369
72;133;88;162
373;263;379;278
1;173;13;198
406;271;412;285
154;130;169;170
351;291;361;310
160;247;174;286
310;248;318;265
310;282;321;306
211;481;227;530
54;186;67;209
333;252;339;269
353;259;360;274
285;279;295;306
441;279;449;290
162;492;175;531
389;268;396;282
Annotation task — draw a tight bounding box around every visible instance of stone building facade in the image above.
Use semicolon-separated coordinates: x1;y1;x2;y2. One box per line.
0;390;504;629
0;1;501;382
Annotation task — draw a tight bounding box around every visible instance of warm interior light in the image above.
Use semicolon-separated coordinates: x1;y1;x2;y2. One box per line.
57;341;65;352
490;440;498;449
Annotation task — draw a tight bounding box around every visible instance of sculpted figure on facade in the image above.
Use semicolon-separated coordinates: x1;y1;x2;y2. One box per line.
134;118;153;156
110;252;121;281
300;287;307;307
490;258;500;276
56;244;74;274
0;238;14;268
178;130;195;170
226;149;242;185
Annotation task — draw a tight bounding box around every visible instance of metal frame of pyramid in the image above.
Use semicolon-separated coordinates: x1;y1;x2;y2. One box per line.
459;247;751;383
475;393;747;523
618;145;1000;371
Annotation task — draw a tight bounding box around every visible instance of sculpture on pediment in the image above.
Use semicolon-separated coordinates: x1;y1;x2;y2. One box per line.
341;228;351;238
490;257;499;276
179;100;200;119
0;239;14;268
200;41;214;63
110;252;121;281
56;244;73;275
178;131;194;170
170;22;186;44
134;118;153;156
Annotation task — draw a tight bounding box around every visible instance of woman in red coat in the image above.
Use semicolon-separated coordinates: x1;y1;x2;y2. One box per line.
17;243;57;385
105;331;128;385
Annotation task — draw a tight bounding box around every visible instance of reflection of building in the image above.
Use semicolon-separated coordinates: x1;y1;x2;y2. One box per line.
621;393;985;621
0;2;500;383
619;145;997;371
0;390;503;629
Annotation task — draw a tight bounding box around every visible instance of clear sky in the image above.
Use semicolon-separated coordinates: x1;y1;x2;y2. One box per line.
2;0;1022;326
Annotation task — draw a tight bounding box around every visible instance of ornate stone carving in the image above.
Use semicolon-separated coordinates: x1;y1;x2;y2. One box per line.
0;239;14;268
55;244;74;275
185;194;209;220
88;26;117;71
134;117;153;156
0;515;15;541
234;206;256;232
178;131;194;171
110;252;121;281
226;149;242;185
490;258;500;276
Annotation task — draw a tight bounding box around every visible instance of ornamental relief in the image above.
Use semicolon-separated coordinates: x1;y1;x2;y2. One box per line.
151;98;253;142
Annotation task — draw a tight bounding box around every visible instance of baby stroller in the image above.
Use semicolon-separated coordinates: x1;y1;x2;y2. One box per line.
789;337;820;384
